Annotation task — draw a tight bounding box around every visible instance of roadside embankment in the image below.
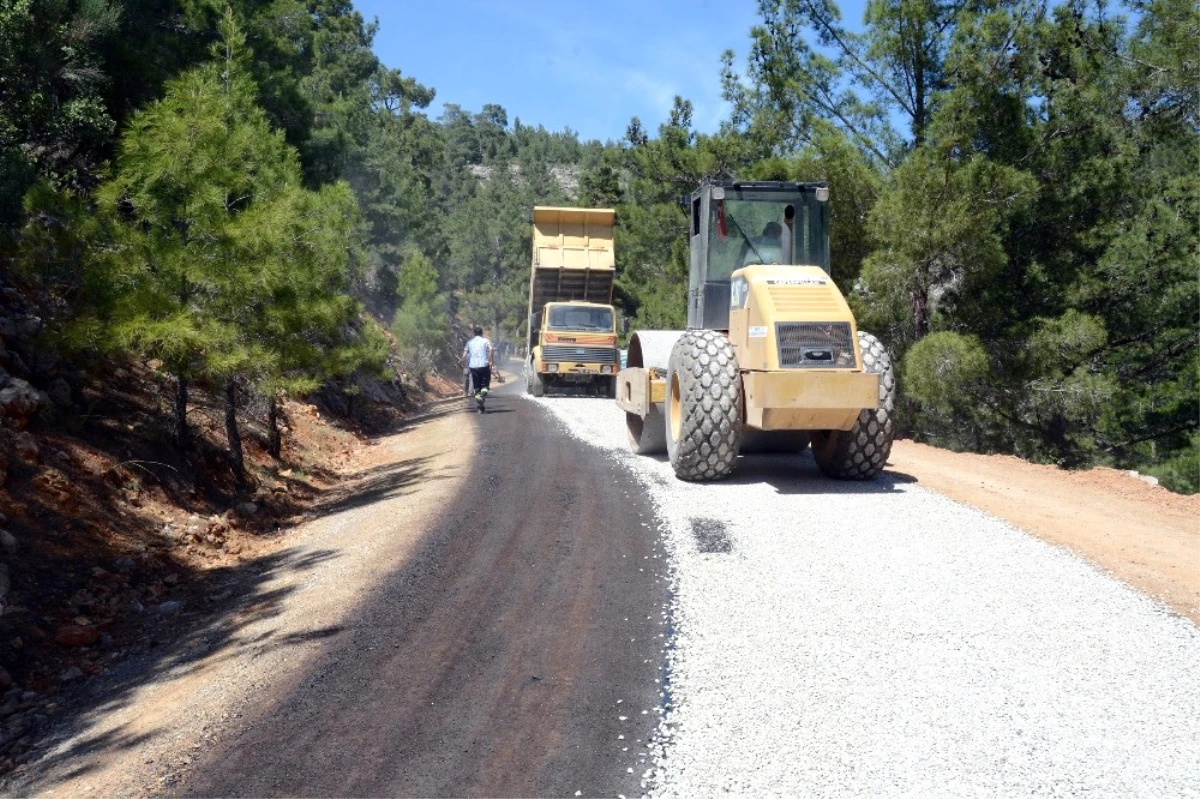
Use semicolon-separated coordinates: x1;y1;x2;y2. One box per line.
889;440;1199;623
2;396;477;797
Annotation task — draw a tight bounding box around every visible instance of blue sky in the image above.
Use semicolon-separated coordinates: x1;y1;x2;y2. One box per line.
355;0;768;143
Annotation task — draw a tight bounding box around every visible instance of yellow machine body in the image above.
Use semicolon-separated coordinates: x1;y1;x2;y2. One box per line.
729;264;878;431
526;207;620;388
531;301;620;379
617;180;894;480
616;264;878;433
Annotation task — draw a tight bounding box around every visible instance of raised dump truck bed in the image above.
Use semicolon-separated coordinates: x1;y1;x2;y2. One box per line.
525;207;620;397
527;206;615;336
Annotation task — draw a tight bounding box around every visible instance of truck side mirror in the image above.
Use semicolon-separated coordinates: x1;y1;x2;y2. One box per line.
621;316;631;334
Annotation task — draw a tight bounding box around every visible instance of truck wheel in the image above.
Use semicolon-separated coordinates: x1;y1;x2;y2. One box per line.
528;369;545;397
627;409;666;454
812;331;896;480
664;330;742;480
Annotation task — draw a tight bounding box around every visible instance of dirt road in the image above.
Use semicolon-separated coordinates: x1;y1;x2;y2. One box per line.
178;383;665;797
888;441;1199;623
5;373;1195;797
8;380;666;798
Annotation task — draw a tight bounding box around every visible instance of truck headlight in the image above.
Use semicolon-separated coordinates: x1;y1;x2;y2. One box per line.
546;363;559;372
601;365;613;374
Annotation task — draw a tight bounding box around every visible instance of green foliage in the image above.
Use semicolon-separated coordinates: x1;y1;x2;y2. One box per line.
89;14;293;377
903;332;991;416
1143;432;1200;495
722;0;957;163
33;9;375;468
714;0;1196;484
391;251;450;378
4;0;1195;493
901;331;995;448
0;0;120;226
859;148;1036;346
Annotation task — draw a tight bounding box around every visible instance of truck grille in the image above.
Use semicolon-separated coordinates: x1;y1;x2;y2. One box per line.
542;345;618;363
776;323;855;368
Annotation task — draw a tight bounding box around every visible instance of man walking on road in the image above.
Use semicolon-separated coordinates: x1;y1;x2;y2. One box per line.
460;326;494;412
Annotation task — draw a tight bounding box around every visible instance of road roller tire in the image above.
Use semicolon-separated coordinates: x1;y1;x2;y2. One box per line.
812;331;896;480
664;330;742;481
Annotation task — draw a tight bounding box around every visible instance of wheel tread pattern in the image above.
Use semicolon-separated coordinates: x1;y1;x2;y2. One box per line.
528;368;545;397
667;330;743;481
812;331;896;480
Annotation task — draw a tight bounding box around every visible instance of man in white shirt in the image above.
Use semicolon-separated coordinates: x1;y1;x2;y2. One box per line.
459;326;494;411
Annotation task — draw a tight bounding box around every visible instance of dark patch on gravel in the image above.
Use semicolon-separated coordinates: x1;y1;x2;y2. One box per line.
691;518;732;553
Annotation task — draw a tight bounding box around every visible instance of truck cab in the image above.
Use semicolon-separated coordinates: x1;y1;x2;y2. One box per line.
529;301;619;396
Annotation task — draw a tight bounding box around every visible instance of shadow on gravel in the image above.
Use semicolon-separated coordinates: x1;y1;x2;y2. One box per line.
728;453;917;493
3;545;343;788
630;450;918;492
308;455;442;518
0;409;464;789
46;724;157;783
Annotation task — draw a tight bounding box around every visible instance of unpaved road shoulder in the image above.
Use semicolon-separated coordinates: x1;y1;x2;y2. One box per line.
889;441;1200;623
3;398;475;797
5;384;668;798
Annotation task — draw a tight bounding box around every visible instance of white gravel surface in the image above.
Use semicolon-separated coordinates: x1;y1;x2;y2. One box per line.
529;395;1200;798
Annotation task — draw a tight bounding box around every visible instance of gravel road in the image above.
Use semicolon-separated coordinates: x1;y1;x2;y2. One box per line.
531;395;1200;798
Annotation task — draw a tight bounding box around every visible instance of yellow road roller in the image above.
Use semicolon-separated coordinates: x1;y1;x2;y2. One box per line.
616;181;896;481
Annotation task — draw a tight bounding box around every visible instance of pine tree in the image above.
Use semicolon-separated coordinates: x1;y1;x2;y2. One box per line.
86;8;370;485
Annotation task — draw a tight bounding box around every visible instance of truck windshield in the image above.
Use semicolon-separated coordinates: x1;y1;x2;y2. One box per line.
547;306;613;331
708;199;803;281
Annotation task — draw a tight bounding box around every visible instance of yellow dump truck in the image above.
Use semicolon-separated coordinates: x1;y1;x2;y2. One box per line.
617;181;896;481
524;206;620;398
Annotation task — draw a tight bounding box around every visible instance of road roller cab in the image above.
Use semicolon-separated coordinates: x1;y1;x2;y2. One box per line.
616;181;897;481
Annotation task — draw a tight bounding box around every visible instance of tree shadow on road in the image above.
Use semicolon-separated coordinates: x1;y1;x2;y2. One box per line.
0;544;345;790
307;455;446;518
392;397;482;430
0;404;467;790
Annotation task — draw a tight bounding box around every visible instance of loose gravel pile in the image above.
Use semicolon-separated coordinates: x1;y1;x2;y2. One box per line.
529;395;1200;798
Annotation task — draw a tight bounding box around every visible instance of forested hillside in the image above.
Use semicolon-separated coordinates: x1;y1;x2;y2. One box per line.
1;0;1196;491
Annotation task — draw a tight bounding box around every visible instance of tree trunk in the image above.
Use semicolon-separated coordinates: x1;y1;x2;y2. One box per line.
174;372;189;450
913;56;926;148
267;394;282;460
225;378;245;488
493;312;503;361
911;280;930;340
